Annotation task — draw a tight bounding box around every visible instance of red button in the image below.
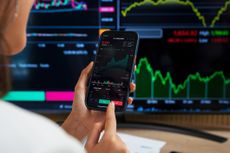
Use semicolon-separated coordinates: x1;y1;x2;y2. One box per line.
111;100;123;106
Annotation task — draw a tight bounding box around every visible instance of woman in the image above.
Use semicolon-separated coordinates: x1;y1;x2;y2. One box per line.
0;0;136;153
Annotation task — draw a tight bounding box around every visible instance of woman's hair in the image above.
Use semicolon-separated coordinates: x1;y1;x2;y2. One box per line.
0;0;16;98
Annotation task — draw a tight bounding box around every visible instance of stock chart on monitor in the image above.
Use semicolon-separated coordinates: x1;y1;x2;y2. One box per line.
4;0;230;113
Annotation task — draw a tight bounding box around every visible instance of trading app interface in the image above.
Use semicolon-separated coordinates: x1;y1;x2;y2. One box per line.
87;33;137;110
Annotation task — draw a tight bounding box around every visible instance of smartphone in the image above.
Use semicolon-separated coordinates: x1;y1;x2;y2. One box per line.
86;31;139;112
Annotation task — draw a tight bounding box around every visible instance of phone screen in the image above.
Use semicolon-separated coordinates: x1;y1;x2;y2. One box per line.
86;31;139;111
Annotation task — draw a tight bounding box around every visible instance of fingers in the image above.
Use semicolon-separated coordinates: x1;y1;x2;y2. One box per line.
76;62;94;89
85;123;103;150
104;102;116;137
130;64;136;93
130;83;136;93
129;66;136;105
127;97;133;105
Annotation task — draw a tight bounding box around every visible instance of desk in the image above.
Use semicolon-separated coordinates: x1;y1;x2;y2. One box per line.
118;129;230;153
48;113;230;152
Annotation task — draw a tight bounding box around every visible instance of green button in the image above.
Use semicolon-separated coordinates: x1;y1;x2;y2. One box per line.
99;99;110;105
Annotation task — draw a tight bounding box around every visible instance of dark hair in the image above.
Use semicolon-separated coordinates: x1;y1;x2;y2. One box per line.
0;0;16;98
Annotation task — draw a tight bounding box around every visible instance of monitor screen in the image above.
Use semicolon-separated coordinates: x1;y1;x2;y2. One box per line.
3;0;230;113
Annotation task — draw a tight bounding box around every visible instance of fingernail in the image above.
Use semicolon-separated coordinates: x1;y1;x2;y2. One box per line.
110;102;115;109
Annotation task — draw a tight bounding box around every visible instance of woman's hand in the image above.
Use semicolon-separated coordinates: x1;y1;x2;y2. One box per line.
85;102;129;153
62;62;136;141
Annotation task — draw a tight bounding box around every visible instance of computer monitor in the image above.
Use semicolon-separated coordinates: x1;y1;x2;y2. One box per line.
3;0;230;113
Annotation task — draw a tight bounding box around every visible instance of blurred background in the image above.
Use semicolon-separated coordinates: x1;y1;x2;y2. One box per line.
2;0;230;129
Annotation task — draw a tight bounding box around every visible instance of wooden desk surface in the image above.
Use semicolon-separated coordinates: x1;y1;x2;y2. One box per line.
118;129;230;153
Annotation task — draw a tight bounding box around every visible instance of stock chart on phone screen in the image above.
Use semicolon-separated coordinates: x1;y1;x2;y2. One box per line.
5;0;230;113
87;33;136;110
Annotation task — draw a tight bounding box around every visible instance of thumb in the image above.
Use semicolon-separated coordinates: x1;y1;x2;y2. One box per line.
104;102;117;137
76;62;93;90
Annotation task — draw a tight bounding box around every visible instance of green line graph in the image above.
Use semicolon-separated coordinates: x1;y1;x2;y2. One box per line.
121;0;230;27
135;58;230;99
99;55;129;72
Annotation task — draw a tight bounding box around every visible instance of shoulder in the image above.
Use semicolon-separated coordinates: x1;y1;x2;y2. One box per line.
0;101;85;153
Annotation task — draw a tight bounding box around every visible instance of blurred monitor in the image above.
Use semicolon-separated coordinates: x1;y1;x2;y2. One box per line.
3;0;230;113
